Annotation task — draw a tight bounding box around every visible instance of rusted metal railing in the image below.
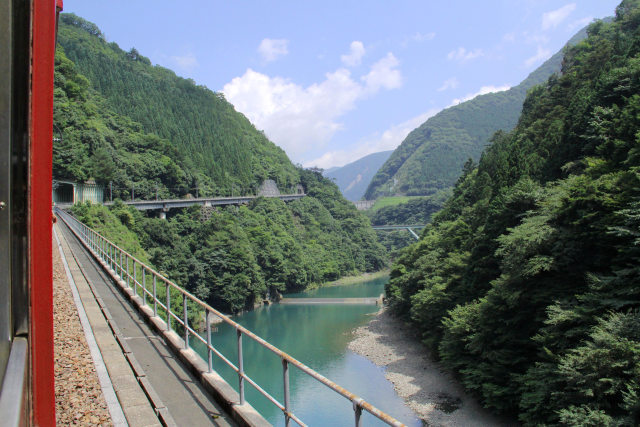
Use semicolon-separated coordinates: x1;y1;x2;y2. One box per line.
56;208;405;427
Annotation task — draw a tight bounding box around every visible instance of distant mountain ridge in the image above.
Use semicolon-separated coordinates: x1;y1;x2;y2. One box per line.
324;151;393;201
364;23;594;199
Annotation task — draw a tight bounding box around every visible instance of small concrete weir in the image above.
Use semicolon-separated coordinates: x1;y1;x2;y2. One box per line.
279;294;384;306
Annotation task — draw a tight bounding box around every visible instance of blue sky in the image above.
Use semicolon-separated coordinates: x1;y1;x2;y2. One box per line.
63;1;620;168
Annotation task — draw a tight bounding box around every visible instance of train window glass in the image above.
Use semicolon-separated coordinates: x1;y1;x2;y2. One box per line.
0;0;31;386
0;0;14;380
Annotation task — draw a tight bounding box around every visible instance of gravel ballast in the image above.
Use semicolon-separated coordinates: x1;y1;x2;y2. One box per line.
53;235;113;426
349;308;513;426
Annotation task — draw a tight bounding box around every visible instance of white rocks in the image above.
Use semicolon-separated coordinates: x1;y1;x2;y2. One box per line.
349;308;512;427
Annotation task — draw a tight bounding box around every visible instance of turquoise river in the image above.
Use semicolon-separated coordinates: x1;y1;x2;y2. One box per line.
192;276;421;426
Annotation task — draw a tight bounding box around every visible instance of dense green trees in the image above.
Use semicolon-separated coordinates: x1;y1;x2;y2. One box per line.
368;191;449;226
72;190;386;314
386;2;640;423
365;24;593;199
55;14;387;313
58;13;298;196
53;47;193;199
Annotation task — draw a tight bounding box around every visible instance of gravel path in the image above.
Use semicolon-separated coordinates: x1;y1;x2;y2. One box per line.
349;308;516;427
53;236;112;426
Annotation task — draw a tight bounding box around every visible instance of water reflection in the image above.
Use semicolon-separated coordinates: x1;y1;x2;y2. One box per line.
192;276;421;426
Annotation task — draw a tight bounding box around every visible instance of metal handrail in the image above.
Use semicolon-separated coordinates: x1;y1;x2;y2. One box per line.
55;208;405;427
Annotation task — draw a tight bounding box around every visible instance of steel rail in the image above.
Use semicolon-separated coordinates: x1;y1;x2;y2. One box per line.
55;208;405;427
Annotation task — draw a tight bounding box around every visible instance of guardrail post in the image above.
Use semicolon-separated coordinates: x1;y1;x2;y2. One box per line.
53;211;407;427
283;358;291;427
133;260;137;297
353;401;362;427
143;268;147;305
153;275;157;316
206;310;212;373
183;294;189;349
166;283;171;331
237;329;245;405
119;251;123;278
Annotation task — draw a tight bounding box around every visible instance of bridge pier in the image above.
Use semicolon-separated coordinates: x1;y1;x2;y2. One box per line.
158;208;169;220
407;228;419;240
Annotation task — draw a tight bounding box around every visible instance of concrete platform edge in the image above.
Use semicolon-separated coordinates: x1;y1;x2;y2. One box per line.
60;214;269;427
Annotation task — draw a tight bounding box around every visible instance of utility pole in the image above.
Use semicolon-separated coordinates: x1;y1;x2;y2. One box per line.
131;184;134;201
195;183;198;199
156;185;158;201
109;180;113;202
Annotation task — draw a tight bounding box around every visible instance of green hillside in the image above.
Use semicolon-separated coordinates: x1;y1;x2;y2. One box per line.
53;46;194;200
53;14;387;313
364;24;592;199
387;2;640;423
57;13;297;196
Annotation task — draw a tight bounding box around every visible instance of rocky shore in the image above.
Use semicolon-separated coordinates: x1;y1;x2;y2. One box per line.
349;308;515;427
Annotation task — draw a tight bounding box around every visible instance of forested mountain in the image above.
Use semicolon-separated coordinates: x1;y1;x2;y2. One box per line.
368;191;448;226
54;14;387;313
324;150;393;201
364;24;592;199
57;13;298;196
53;47;194;200
387;2;640;424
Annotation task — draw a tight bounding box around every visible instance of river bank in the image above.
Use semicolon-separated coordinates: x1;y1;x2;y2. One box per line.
349;308;515;426
319;270;390;287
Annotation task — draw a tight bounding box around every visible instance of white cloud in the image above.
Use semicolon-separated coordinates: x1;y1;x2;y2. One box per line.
412;31;436;42
223;53;402;161
361;53;402;92
450;85;511;106
341;41;365;67
304;110;439;169
525;33;550;45
401;31;436;47
568;16;593;32
524;46;552;67
258;38;289;62
542;3;576;30
503;32;516;43
447;47;484;62
166;52;198;72
438;77;459;92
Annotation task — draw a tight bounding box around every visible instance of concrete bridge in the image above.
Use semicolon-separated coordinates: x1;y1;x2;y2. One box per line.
105;194;305;218
371;224;426;240
53;179;306;218
279;294;384;305
56;194;306;219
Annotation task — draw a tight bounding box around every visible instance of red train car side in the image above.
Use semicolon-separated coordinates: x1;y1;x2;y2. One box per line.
0;0;62;425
